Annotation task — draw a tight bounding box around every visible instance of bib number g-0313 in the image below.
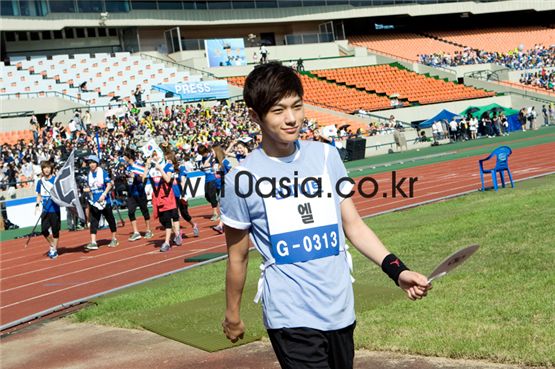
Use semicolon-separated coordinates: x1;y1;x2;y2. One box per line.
262;176;340;265
271;224;340;264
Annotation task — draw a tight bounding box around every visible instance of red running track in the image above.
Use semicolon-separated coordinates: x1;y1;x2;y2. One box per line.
1;142;554;329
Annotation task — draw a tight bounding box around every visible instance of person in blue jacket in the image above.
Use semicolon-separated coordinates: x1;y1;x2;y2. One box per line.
84;155;119;251
122;149;153;241
35;160;61;259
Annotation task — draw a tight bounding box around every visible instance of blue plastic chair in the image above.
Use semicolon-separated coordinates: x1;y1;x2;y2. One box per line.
479;146;514;191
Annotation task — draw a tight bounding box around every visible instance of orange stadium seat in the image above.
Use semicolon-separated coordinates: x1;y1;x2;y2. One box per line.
349;33;463;61
226;74;391;115
312;65;494;105
429;26;555;53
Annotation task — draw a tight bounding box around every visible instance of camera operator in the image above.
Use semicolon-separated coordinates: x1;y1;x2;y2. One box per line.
122;149;153;241
83;155;119;251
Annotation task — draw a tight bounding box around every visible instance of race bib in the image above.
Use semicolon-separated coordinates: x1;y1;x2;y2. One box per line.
262;175;339;265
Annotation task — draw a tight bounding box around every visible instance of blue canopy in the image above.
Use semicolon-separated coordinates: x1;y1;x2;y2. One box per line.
507;113;522;132
418;109;458;128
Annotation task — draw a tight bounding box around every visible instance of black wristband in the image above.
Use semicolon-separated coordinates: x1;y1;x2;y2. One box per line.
381;253;410;286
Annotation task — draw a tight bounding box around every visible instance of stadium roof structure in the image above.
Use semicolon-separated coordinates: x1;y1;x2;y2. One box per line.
1;0;554;31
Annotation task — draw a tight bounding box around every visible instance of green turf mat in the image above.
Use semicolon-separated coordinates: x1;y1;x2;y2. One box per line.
184;252;227;262
137;284;262;352
135;282;401;352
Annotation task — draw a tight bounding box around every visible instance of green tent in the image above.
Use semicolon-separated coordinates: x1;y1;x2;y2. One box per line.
460;103;519;118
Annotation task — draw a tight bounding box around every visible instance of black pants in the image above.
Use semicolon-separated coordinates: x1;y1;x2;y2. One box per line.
89;204;117;234
204;181;219;208
41;211;61;238
176;197;192;222
158;208;179;229
267;322;356;369
127;195;150;222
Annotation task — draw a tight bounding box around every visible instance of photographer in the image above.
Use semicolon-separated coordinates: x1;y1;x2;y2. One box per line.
83;155;119;251
122;149;153;241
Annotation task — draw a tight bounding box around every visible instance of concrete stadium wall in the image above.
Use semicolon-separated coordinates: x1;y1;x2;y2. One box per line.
0;117;31;132
5;36;121;55
171;42;344;76
371;53;490;82
171;41;341;63
138;23;324;52
446;64;508;79
413;64;458;81
0;97;85;131
205;55;380;78
0;97;83;115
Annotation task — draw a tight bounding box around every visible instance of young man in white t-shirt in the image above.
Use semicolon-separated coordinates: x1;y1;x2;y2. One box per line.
221;62;431;369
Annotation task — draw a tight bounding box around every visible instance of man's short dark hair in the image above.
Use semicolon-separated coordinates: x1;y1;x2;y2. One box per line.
243;62;304;119
40;160;54;170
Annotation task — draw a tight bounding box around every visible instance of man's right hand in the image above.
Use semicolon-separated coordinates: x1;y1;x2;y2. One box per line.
222;316;245;343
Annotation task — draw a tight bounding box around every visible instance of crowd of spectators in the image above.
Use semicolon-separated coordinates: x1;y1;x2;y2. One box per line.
419;45;555;70
427;104;554;144
0;100;380;196
430;112;510;143
0;101;259;195
519;68;555;91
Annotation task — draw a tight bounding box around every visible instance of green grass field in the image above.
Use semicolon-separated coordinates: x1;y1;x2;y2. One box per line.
74;175;555;366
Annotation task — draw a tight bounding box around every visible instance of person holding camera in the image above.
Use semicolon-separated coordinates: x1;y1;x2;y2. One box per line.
133;85;145;108
83;155;119;251
123;149;153;241
35;160;61;259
